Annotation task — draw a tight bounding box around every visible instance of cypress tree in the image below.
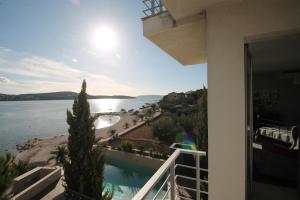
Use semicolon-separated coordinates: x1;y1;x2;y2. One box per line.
64;80;113;200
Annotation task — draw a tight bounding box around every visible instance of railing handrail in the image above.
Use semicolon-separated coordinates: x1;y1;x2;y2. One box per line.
132;149;180;200
142;0;166;18
132;148;207;200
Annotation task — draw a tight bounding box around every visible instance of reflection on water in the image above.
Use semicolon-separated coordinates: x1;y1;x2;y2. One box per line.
90;99;120;113
104;157;158;200
95;115;120;129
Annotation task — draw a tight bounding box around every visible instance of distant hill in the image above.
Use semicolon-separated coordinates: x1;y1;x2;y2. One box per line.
136;95;163;99
0;91;135;101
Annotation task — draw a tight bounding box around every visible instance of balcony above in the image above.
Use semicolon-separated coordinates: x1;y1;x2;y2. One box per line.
162;0;243;20
162;0;203;21
143;0;167;19
142;0;207;65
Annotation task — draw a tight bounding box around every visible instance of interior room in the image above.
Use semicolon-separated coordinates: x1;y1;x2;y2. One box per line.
247;33;300;200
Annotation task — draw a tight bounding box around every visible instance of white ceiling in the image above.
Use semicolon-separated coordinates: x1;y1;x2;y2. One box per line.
249;34;300;73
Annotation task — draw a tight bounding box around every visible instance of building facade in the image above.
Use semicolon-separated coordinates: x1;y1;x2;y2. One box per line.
142;0;300;199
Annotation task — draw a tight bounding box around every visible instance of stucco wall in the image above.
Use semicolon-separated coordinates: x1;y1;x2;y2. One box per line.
206;0;300;199
121;123;154;140
12;167;61;200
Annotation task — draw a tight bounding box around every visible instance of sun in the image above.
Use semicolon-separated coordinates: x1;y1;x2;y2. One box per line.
91;26;117;52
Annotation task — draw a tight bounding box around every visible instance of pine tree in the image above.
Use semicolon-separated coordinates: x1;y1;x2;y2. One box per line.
64;80;113;200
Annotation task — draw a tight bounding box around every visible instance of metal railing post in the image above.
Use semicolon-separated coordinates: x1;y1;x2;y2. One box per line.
151;0;155;15
196;154;200;200
132;149;207;200
170;161;176;200
159;0;162;12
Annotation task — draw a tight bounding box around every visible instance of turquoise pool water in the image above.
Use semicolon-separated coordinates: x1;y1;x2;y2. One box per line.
104;157;158;200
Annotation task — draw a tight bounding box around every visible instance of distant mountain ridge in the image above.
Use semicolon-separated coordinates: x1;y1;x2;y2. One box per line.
0;91;135;101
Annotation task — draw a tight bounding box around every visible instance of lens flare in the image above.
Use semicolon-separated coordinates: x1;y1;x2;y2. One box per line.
179;131;197;150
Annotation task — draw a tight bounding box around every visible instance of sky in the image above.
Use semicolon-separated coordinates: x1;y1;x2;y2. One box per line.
0;0;207;96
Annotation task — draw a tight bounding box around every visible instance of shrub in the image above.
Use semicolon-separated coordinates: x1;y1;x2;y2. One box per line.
48;145;68;166
133;110;139;115
0;153;29;196
99;142;108;148
132;119;137;125
162;153;169;159
108;129;116;136
138;146;145;155
120;140;133;152
151;117;179;142
148;148;153;157
151;104;157;111
153;138;160;145
144;108;154;119
138;113;144;121
123;122;129;129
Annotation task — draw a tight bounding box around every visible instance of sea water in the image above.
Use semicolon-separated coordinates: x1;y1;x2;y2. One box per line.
0;96;161;154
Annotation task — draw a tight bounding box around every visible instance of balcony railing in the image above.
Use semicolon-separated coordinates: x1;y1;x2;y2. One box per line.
142;0;167;18
132;148;208;200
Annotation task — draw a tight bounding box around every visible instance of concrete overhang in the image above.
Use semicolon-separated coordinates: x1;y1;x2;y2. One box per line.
143;12;206;65
162;0;243;20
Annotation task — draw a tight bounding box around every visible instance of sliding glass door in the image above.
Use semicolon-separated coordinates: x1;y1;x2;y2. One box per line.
245;44;254;199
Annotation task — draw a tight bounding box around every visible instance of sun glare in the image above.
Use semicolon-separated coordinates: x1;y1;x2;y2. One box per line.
91;26;117;52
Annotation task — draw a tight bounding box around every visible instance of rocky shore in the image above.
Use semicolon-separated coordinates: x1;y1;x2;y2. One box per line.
16;138;43;152
15;112;137;166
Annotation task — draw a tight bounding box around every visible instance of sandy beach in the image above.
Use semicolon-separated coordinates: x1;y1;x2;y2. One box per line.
16;112;138;166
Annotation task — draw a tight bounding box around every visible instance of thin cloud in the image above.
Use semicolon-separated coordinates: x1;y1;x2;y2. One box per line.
0;56;86;80
0;58;6;64
0;50;142;95
0;76;13;84
0;46;12;54
68;0;80;6
0;76;141;96
0;46;12;63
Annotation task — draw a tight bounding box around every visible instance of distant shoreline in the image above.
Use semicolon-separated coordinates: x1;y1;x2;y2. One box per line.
0;97;135;102
0;91;136;101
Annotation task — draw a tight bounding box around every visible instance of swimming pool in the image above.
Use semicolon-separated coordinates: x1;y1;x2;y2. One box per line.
104;157;158;200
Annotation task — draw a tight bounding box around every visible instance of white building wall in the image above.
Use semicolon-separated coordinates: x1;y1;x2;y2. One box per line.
206;0;300;199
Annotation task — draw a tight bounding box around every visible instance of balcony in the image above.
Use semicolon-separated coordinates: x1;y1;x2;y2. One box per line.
142;0;207;65
143;0;167;19
132;148;208;200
